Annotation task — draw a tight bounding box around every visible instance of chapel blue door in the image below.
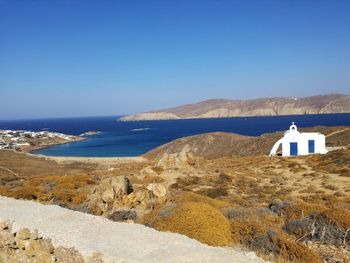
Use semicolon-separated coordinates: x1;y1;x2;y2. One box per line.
290;142;298;156
308;140;315;154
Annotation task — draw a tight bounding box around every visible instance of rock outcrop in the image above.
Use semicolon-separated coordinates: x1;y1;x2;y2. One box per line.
120;94;350;121
155;145;196;169
0;221;85;263
87;176;168;218
147;183;168;203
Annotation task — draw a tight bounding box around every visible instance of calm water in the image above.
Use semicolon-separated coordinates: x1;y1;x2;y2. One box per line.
0;113;350;157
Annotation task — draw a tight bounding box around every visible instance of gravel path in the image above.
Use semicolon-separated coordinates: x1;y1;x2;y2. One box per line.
0;196;266;263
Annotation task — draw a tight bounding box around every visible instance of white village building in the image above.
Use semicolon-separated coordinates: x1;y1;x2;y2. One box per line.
269;122;328;157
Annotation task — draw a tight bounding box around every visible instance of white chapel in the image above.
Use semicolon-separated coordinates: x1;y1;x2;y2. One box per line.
269;122;328;157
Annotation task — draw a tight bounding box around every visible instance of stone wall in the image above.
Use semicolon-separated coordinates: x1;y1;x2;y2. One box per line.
0;221;102;263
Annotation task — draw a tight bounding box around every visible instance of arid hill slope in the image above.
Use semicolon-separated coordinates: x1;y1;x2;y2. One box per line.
143;126;350;160
121;94;350;121
1;126;350;262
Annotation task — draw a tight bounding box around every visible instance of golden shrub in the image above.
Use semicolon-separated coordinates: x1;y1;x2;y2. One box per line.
322;207;350;230
230;219;322;263
144;201;232;246
172;191;232;210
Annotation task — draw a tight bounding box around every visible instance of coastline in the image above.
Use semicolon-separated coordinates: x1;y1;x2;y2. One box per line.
27;136;87;153
27;136;147;165
34;154;147;164
119;111;350;121
6;130;146;164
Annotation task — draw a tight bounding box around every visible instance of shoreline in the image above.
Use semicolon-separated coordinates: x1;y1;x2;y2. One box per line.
119;111;350;122
27;136;87;153
29;153;147;164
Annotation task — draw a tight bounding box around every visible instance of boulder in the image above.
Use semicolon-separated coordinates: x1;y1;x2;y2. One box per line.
31;229;41;240
156;145;195;169
0;229;15;247
0;221;11;231
98;176;133;199
88;176;152;216
114;189;153;210
16;239;30;250
101;186;114;203
16;228;31;240
88;176;134;215
54;246;84;263
87;252;104;263
88;176;168;216
140;166;158;176
110;176;133;195
25;239;55;257
0;221;85;263
147;183;167;203
107;210;137;221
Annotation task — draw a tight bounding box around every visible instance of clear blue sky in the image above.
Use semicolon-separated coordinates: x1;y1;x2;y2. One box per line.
0;0;349;120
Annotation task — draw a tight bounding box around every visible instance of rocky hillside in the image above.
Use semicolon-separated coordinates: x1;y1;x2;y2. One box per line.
143;132;256;160
143;126;350;160
121;94;350;121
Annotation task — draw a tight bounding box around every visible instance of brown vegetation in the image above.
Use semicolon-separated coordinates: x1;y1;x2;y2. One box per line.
0;150;146;210
142;199;232;246
1;125;350;262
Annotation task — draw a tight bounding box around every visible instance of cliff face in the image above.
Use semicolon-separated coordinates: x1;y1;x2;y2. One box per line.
120;94;350;121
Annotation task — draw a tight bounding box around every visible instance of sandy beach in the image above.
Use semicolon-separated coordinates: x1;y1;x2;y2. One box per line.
32;154;147;165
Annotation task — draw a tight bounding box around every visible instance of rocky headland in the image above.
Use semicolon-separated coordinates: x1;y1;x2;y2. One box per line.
0;130;85;152
120;94;350;121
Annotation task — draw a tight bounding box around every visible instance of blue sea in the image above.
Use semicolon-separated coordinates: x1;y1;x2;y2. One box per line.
0;113;350;157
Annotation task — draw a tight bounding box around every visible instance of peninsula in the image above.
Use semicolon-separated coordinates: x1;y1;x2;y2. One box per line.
0;130;85;152
120;94;350;121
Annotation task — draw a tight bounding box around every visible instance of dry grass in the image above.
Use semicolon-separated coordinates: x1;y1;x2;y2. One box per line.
170;191;232;210
142;200;232;246
129;174;165;185
0;150;143;209
230;219;323;263
282;202;327;221
322;207;350;230
0;173;95;207
156;148;350;262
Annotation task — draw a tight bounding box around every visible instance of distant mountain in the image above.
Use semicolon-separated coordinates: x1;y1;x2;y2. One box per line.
120;94;350;121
